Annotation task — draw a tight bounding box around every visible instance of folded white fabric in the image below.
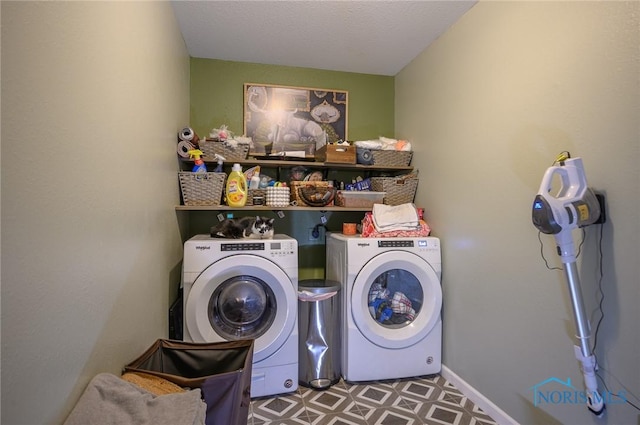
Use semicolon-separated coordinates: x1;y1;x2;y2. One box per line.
354;137;412;152
372;203;420;233
64;373;206;425
354;139;383;150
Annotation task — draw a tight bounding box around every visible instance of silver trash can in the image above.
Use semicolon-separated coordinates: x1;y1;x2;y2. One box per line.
298;279;341;390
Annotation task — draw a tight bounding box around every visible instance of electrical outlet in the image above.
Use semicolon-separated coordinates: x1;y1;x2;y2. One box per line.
307;226;325;244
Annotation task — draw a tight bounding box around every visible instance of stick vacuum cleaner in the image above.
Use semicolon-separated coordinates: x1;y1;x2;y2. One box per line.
532;152;605;416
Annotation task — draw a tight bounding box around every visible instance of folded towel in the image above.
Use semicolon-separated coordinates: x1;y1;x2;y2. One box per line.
354;137;412;152
64;373;206;425
354;139;383;150
372;203;420;233
361;212;431;238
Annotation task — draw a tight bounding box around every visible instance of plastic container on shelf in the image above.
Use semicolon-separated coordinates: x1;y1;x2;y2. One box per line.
225;163;248;207
334;191;386;208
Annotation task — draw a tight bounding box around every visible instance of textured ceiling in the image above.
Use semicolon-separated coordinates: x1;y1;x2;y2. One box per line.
171;1;477;76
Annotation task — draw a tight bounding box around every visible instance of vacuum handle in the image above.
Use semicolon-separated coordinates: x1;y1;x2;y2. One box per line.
538;157;587;201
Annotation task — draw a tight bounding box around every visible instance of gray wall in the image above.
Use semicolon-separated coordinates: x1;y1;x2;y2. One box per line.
1;2;190;424
396;2;639;424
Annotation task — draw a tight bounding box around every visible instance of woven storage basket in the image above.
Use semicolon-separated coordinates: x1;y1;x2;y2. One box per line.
290;181;335;207
247;189;267;206
179;172;226;206
370;174;418;205
200;139;249;161
372;150;413;167
265;187;291;208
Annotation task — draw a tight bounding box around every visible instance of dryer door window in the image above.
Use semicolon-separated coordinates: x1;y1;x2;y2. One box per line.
209;275;276;340
368;269;422;328
352;250;442;349
185;254;297;363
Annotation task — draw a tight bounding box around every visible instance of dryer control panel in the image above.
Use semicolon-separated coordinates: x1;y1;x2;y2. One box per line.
378;239;439;250
378;240;414;248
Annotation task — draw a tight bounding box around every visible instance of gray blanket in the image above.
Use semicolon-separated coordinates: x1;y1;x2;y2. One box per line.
64;373;206;425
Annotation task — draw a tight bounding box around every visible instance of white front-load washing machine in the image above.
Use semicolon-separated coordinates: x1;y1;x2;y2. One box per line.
182;234;298;398
326;233;442;382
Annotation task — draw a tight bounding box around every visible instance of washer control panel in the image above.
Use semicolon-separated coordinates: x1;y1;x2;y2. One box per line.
219;240;296;257
221;242;265;252
268;240;297;258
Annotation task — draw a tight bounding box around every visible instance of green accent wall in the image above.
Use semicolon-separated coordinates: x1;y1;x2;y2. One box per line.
189;58;394;141
188;58;394;280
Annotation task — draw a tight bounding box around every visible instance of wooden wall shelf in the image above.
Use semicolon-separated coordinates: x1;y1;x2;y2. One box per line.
177;156;414;211
175;205;371;212
182;157;414;173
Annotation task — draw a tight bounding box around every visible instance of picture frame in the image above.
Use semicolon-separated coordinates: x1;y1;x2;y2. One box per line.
243;83;348;156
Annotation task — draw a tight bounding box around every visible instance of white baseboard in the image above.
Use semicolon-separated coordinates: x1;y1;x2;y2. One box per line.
441;365;520;425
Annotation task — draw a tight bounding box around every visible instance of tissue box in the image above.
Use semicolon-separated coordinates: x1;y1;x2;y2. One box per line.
335;191;385;208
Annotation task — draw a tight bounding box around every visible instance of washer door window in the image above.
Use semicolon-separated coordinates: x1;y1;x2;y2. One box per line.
209;275;276;340
186;255;296;363
352;251;442;349
368;269;422;327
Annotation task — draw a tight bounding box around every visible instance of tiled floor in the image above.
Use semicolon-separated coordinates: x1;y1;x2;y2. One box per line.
249;374;498;425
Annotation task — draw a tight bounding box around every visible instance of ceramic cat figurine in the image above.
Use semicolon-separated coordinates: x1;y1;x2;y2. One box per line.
210;216;275;239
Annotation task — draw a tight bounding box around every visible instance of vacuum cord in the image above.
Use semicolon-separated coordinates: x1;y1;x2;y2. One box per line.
591;224;640;412
539;223;640;412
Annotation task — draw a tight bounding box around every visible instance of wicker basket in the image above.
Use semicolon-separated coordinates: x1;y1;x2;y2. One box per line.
290;181;335;207
265;187;291;208
178;172;226;206
199;139;249;161
372;150;413;167
370;174;418;205
247;189;267;206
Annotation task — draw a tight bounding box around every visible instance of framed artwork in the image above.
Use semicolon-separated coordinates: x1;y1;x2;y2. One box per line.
243;83;348;155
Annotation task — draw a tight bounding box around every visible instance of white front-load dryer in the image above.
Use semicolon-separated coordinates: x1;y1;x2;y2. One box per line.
326;233;442;382
182;234;298;398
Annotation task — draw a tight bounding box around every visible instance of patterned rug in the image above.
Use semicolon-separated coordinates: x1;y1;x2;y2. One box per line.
249;374;498;425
